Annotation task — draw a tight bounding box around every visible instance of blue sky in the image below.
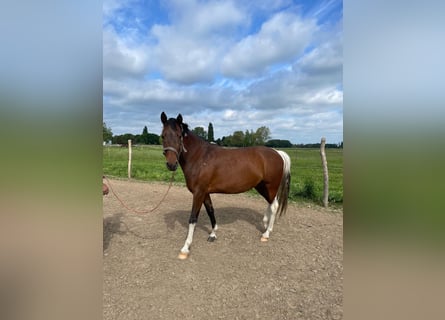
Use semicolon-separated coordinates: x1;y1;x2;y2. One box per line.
103;0;342;144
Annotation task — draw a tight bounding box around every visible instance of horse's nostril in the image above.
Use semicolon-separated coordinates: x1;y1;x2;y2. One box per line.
166;162;178;171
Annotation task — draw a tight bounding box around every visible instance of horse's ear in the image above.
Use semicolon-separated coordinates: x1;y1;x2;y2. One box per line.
161;112;167;124
176;114;183;125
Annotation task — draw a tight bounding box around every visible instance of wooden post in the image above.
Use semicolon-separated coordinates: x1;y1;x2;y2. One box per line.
320;137;329;207
128;139;132;179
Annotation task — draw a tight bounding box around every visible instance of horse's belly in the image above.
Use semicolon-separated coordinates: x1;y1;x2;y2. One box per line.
207;169;261;194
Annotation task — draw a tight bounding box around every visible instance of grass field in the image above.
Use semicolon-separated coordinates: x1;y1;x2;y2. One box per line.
103;145;343;206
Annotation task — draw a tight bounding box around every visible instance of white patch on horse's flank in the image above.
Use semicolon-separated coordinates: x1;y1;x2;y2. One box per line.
180;223;196;254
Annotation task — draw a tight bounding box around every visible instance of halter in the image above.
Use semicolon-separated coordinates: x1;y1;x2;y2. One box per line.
163;134;187;160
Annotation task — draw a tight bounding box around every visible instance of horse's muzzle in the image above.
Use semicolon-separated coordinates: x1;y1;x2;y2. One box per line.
166;162;178;171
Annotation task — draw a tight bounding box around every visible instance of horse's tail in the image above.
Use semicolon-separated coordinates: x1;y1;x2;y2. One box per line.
275;150;291;217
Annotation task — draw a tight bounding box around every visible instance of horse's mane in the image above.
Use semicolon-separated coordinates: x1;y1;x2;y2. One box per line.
167;117;205;142
181;122;190;135
166;118;190;136
181;122;208;144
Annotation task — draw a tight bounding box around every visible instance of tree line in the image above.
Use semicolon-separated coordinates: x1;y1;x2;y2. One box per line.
103;122;342;148
103;123;160;145
294;142;343;148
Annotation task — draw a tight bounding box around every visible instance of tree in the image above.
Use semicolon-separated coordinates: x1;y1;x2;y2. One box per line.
244;129;254;146
103;122;113;143
141;126;149;144
265;139;293;148
231;131;245;147
112;133;135;145
220;126;271;147
220;136;229;146
147;133;160;144
253;126;271;145
192;126;207;140
208;123;214;142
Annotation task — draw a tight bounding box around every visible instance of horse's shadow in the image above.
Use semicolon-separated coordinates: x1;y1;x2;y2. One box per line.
103;213;126;251
164;206;264;234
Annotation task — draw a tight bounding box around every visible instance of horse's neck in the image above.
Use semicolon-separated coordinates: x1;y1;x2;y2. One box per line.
180;132;207;167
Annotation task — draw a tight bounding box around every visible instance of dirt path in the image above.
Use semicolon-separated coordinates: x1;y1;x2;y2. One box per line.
103;179;343;320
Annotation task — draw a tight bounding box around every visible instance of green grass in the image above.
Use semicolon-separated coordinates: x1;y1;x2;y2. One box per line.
286;148;343;205
103;145;185;183
103;145;343;206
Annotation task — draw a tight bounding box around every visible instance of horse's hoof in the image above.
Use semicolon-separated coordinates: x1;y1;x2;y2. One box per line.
178;252;189;260
260;236;269;242
207;236;216;242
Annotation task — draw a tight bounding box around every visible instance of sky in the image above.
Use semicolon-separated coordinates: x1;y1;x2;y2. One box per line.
103;0;343;144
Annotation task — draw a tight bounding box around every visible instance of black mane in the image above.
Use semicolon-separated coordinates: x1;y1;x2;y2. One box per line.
181;122;190;135
167;118;190;136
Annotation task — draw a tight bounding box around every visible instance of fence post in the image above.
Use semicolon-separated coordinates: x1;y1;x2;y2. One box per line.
128;139;132;179
320;137;329;207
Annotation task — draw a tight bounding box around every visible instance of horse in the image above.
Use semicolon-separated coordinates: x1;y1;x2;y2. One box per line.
103;183;109;195
160;112;291;259
103;176;109;195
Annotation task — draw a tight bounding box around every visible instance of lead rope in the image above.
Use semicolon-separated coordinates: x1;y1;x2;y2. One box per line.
103;171;175;214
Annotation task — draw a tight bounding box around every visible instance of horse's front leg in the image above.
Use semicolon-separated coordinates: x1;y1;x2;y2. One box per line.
178;191;205;260
204;194;218;242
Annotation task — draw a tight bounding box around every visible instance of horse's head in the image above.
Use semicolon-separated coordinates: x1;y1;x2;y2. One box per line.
160;112;185;171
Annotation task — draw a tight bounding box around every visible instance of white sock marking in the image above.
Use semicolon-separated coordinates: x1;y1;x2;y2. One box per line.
262;198;278;239
180;223;196;254
209;224;218;239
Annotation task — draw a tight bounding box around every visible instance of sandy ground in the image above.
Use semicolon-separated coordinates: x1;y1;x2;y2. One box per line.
103;178;343;320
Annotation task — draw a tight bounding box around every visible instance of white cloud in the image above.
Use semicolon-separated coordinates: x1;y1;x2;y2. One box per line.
222;12;316;77
223;109;238;120
104;78;197;107
103;1;343;144
103;0;126;21
304;87;343;105
169;0;245;36
299;43;342;75
148;0;246;84
150;25;219;83
295;31;342;85
103;27;151;79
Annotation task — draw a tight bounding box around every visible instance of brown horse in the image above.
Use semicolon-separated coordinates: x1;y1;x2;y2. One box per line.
161;112;291;259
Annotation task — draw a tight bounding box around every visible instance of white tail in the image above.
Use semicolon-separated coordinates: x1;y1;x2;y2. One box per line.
275;150;291;217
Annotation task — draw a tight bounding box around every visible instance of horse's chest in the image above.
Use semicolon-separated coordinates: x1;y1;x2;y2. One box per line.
184;162;212;190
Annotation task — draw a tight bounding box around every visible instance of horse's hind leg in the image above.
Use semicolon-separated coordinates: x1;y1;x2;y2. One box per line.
261;198;278;242
204;194;218;242
255;182;278;237
255;183;271;229
263;209;271;230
